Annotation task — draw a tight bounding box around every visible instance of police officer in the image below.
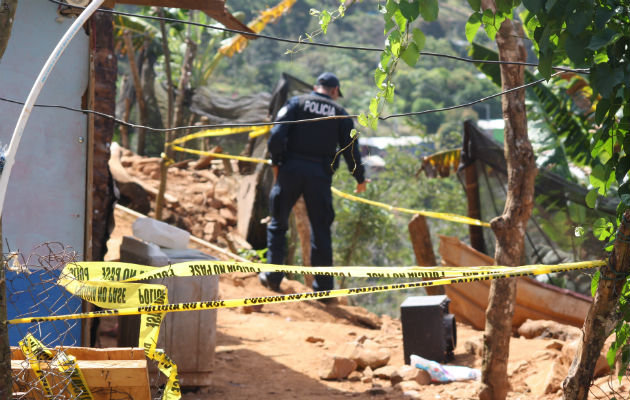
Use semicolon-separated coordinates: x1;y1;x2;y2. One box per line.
259;72;368;296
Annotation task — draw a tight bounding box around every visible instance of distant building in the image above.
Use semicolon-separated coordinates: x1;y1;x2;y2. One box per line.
476;119;505;143
358;136;434;177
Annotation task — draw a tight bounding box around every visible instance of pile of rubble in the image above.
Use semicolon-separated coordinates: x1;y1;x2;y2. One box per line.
109;142;251;253
318;335;432;398
315;319;612;399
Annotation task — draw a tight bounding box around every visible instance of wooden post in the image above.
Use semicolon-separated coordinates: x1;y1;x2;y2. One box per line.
563;210;630;399
408;214;444;295
462;122;486;254
292;197;313;288
464;164;485;253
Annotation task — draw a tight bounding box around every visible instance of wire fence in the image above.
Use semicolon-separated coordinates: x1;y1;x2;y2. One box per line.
3;243;170;399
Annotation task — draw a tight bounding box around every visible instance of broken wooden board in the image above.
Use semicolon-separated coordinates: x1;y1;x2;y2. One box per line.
11;346;150;400
439;236;591;330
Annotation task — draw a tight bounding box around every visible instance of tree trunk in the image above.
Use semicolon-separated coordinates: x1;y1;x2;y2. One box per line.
155;11;175;221
0;1;17;397
563;211;630;399
479;8;536;400
408;214;444;295
123;32;147;155
173;37;197;132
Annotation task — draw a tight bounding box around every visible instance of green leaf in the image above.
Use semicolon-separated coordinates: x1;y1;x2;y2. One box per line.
358;113;369;128
385;0;398;17
350;129;357;138
418;0;438;22
585;189;598;208
387;30;403;57
465;13;483;43
384;83;395;103
482;9;503;40
538;51;553;80
368;114;379;130
393;9;408;33
384;18;396;34
565;34;588;66
622;194;630;207
495;0;514;14
401;42;420;67
591;270;600;297
319;10;331;34
591;63;624;98
467;0;481;12
566;7;592;36
399;0;420;22
594;217;614;241
595;98;611;125
412;28;426;51
594;6;614;29
380;50;392;67
523;12;540;39
369;97;379;116
374;67;387;87
522;0;544;13
590;163;614;195
616;157;630;184
587;28;622;51
607;343;617;368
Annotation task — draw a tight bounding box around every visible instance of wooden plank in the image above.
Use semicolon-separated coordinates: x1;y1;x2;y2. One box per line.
439;236;591;330
11;359;150;399
11;346;145;361
408;215;443;295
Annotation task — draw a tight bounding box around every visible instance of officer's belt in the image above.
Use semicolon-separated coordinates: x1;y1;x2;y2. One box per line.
287;152;332;164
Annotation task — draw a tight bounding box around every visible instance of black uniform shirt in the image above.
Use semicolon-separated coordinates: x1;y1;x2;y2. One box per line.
268;91;365;183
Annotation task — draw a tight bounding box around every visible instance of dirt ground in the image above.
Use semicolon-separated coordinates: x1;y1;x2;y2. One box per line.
100;208;629;400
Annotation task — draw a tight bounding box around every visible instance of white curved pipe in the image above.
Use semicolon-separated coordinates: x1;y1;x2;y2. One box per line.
0;0;105;216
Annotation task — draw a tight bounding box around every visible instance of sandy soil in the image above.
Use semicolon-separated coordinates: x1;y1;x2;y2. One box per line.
100;209;628;400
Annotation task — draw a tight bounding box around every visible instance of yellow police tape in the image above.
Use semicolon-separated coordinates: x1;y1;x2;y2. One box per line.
7;259;604;326
7;259;604;400
55;352;94;400
331;187;491;227
19;333;55;398
167;125;272;146
56;264;181;400
167;138;490;227
170;144;272;165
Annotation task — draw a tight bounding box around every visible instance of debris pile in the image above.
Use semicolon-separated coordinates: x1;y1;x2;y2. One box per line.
109;143;251;253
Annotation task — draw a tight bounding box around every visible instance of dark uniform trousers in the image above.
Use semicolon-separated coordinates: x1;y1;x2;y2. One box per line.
266;157;335;291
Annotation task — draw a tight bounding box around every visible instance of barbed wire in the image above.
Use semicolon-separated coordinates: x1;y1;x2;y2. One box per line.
48;0;589;74
0;73;556;133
